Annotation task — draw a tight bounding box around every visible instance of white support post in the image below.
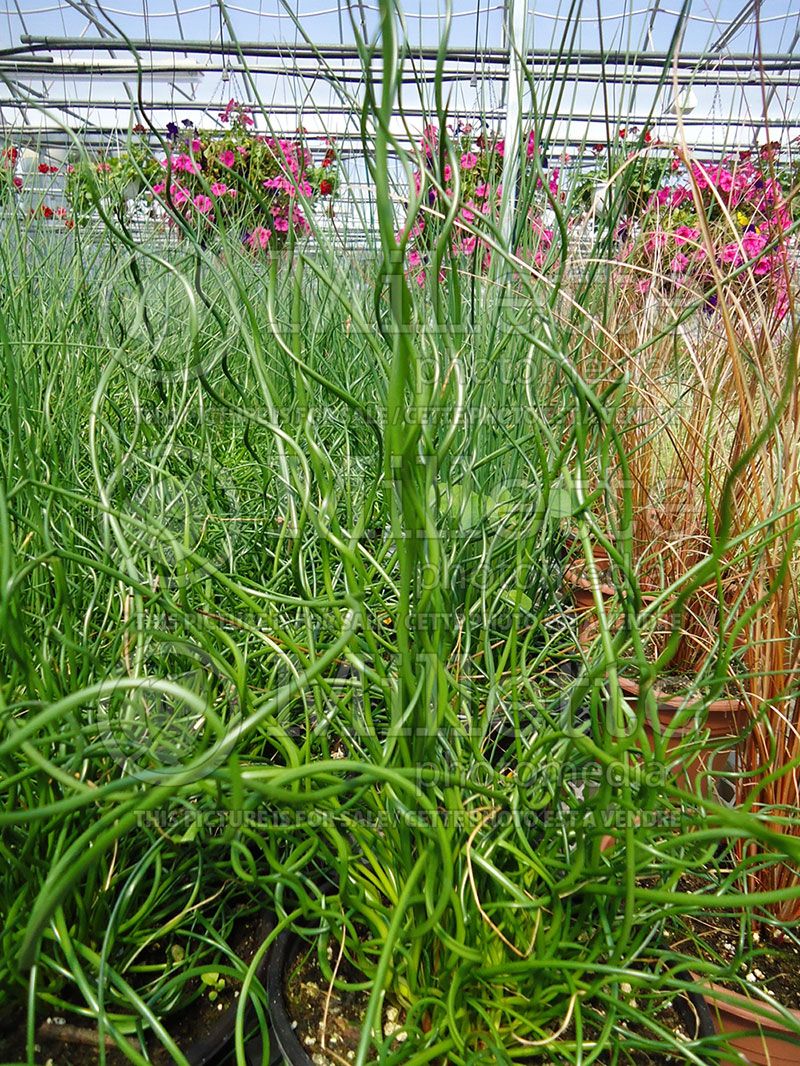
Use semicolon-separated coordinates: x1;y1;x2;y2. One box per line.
500;0;527;250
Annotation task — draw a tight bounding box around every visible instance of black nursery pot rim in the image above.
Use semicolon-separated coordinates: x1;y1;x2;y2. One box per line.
266;929;716;1065
267;928;322;1066
180;912;276;1066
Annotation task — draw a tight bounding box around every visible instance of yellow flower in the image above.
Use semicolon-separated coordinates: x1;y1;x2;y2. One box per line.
737;210;750;227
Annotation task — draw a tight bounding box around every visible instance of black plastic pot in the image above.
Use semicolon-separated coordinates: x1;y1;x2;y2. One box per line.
266;928;715;1065
180;913;281;1066
671;968;716;1041
266;929;319;1066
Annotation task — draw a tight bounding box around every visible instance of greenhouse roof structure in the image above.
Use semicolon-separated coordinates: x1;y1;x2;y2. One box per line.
0;0;798;157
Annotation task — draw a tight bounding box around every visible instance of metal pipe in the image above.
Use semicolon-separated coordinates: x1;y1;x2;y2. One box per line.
3;64;797;88
13;36;800;70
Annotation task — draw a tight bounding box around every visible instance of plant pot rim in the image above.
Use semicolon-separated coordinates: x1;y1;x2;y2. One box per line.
618;675;745;716
699;976;800;1034
267;929;317;1066
183;912;275;1066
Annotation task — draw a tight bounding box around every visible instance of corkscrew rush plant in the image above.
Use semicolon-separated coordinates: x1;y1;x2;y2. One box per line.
2;0;800;1063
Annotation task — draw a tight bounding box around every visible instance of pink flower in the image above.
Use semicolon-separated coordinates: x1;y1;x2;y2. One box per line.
248;226;272;250
210;182;228;196
414;270;426;286
671;186;692;208
526;130;536;158
273;215;289;233
475;182;489;198
674;225;700;246
719;242;741;265
170;184;189;206
460;152;478;171
219;149;235;168
292;207;311;235
152;181;166;194
193;194;214;214
669;253;689;273
13;176;22;190
420;124;438;154
753;254;776;277
443;164;452;182
96;162;112;173
644;230;668;254
530;218;553;246
741;232;768;259
637;279;652;294
716;168;734;193
408;249;422;267
172;154;201;175
190;139;203;153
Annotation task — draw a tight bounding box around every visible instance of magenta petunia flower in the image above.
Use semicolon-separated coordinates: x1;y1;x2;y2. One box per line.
193;194;214;214
247;226;272;249
211;182;228;197
674;225;700;246
669;253;689;273
219;149;235;168
460;152;478;170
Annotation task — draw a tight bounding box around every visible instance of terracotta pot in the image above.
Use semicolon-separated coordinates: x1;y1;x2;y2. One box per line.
619;676;745;791
703;981;800;1065
563;539;616;612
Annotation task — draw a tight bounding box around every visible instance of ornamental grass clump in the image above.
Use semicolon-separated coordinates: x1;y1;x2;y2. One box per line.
4;3;800;1064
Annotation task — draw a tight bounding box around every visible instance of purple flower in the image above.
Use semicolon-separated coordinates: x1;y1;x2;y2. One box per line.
166;121;179;140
